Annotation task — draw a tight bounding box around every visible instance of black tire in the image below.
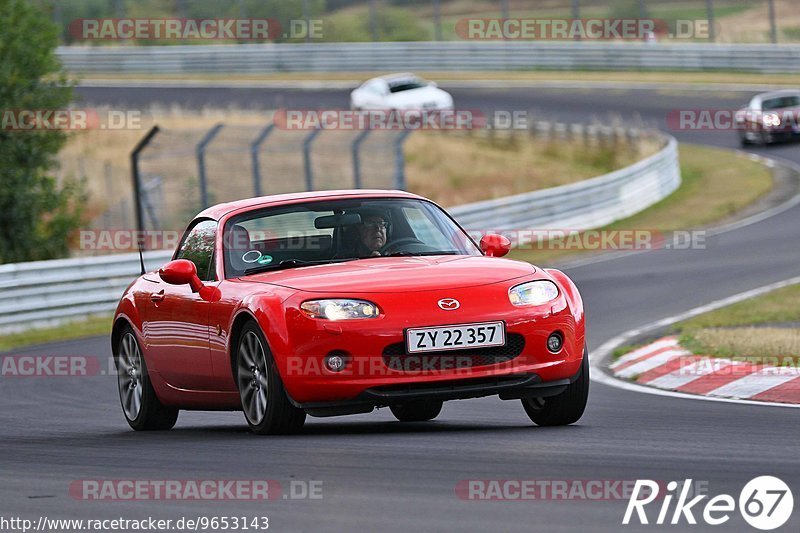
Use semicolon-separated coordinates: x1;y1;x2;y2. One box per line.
521;347;589;426
235;322;306;435
390;400;443;422
739;132;752;146
115;326;179;431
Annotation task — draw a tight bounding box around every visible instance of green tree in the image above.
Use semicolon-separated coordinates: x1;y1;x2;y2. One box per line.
0;0;85;263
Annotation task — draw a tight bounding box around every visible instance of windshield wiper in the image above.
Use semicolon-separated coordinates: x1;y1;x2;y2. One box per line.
243;258;357;276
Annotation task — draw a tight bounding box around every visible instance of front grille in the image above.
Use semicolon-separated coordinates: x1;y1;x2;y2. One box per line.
382;333;525;372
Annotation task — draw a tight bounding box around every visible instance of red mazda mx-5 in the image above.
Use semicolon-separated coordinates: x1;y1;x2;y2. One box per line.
112;190;587;434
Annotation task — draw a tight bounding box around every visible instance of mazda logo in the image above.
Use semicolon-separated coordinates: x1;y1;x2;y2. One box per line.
437;298;460;310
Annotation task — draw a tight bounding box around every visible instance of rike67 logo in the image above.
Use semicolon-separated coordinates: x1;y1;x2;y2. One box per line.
623;476;794;530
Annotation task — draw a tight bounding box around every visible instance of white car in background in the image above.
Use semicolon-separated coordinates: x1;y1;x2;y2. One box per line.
735;89;800;146
350;73;453;111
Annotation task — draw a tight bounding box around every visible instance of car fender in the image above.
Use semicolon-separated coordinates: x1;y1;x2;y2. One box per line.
544;268;586;351
112;284;144;354
229;291;294;380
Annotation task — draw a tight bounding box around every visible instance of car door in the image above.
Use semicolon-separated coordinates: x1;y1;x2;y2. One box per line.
142;219;218;391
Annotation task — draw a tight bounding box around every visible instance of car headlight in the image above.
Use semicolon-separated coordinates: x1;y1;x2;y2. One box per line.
300;299;380;320
509;281;559;306
763;113;781;127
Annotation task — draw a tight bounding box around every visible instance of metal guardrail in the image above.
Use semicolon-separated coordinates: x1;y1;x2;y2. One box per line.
0;133;680;334
0;251;172;334
58;42;800;74
451;135;680;238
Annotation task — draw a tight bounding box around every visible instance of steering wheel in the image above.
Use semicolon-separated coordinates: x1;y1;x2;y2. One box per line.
383;237;428;254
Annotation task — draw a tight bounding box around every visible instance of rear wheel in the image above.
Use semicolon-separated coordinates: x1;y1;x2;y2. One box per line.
522;347;589;426
390;400;443;422
236;322;306;435
115;326;179;431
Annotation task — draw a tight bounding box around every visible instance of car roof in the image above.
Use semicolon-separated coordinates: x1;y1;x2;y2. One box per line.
755;89;800;101
365;72;422;85
195;189;425;220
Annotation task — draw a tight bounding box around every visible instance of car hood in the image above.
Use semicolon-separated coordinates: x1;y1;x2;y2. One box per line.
242;255;535;293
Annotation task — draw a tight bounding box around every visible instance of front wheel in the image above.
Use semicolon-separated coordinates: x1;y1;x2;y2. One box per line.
115;327;179;431
390;400;443;422
236;322;306;435
522;347;589;426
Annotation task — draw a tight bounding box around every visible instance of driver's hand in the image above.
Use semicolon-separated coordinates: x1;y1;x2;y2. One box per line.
370;250;381;257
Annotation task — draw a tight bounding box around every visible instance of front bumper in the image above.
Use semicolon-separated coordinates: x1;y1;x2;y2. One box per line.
269;285;585;405
294;370;580;417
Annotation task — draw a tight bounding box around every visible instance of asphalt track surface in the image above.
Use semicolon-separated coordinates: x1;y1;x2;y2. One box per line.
1;84;799;532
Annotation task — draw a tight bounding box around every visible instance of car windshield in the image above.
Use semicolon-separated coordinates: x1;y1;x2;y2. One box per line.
388;78;427;93
223;198;480;277
762;95;800;110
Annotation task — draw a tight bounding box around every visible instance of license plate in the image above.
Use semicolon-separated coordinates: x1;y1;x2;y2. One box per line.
405;321;505;353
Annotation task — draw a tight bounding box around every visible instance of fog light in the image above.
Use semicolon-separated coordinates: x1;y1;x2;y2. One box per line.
547;332;563;353
325;354;347;372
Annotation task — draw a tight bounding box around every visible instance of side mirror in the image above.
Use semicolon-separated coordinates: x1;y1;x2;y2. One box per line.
480;234;511;258
429;81;438;88
159;259;204;293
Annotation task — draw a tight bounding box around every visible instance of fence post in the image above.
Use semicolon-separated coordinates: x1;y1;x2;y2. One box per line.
351;129;371;189
705;0;715;42
767;0;777;44
196;123;224;209
250;123;275;197
394;130;413;190
303;128;322;191
130;125;159;236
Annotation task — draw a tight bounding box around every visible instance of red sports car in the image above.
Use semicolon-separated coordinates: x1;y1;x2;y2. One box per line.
112;190;587;434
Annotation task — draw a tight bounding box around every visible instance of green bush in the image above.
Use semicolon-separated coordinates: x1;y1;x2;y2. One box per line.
0;0;86;263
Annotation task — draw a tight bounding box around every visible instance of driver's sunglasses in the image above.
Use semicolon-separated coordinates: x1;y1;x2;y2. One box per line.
362;220;389;230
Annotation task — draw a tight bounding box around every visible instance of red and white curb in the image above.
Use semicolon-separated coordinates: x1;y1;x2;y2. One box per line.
610;337;800;404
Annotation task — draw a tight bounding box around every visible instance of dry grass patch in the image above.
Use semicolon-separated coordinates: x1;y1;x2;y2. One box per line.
675;283;800;330
672;283;800;366
508;143;773;266
681;327;800;364
405;131;658;207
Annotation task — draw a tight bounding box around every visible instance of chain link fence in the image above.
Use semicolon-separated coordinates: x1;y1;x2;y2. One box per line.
90;120;409;234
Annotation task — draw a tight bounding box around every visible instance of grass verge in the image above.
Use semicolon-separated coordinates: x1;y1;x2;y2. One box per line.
406;131;658;206
507;143;774;265
0;315;112;352
671;283;800;365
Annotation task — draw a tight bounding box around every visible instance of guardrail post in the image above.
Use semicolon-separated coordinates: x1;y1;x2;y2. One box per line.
196;123;224;209
303;128;322;191
351;129;371;189
393;130;413;190
250;123;275;197
130;125;159;236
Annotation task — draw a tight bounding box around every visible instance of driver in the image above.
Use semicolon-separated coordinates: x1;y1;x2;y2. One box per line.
354;208;390;257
